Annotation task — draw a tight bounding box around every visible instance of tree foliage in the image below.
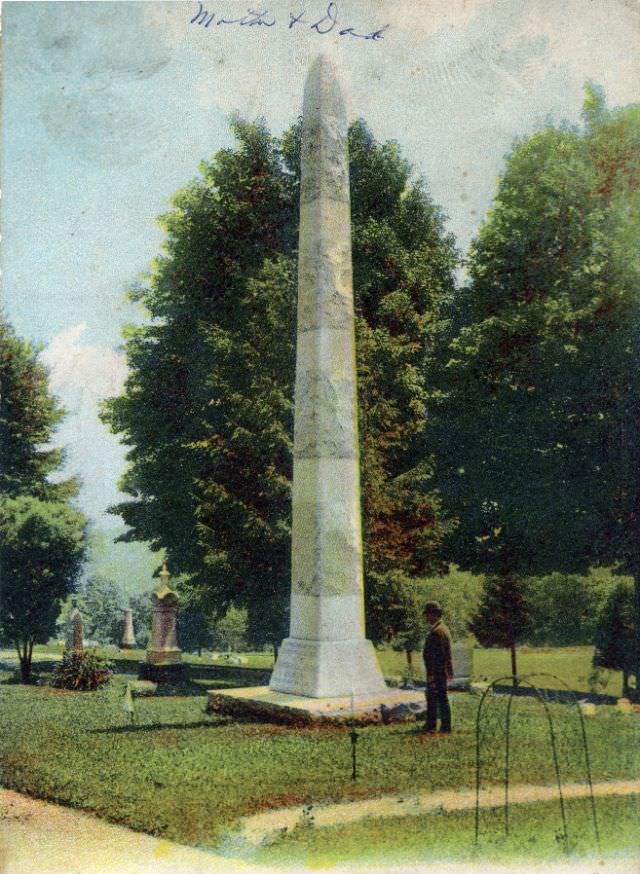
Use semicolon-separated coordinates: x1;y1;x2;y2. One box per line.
0;318;77;500
0;496;85;681
129;591;153;649
79;575;126;645
210;606;248;653
430;90;640;693
468;573;532;678
526;568;625;647
0;320;86;682
103;118;457;645
593;580;635;697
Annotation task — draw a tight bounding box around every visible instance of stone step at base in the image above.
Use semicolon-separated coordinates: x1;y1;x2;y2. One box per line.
206;685;426;725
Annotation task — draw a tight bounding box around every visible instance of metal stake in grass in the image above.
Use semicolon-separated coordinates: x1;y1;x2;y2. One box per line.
350;727;358;780
123;682;135;726
350;686;358;781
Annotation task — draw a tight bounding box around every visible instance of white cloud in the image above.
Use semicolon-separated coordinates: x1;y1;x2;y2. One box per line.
40;323;128;400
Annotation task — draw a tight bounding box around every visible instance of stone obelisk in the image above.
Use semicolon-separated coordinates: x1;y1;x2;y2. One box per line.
269;55;387;698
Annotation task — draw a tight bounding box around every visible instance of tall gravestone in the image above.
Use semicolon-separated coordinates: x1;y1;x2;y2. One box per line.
66;601;84;655
269;55;387;698
120;607;136;649
140;563;184;681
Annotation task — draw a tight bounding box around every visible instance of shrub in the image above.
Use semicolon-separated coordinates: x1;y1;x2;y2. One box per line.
51;649;113;691
593;580;635;698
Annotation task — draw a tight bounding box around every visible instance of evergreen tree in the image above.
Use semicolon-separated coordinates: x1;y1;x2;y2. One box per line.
102;118;457;644
593;580;635;698
468;573;532;680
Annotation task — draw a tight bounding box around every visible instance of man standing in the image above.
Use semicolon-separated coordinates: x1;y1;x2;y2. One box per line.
422;601;453;733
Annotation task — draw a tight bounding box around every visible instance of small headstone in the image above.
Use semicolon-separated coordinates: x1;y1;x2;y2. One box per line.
452;640;473;679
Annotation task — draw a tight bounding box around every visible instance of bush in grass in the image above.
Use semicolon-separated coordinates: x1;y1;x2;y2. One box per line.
593;580;635;698
51;649;113;691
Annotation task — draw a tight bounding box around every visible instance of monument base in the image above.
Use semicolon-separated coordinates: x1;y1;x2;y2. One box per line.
138;661;188;683
269;637;387;697
206;686;426;725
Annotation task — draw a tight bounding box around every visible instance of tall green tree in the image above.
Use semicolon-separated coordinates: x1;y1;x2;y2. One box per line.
0;496;85;681
0;318;77;500
0;320;86;682
430;89;640;696
103;118;457;645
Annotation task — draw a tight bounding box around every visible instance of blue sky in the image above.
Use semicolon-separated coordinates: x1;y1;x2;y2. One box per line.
2;0;639;529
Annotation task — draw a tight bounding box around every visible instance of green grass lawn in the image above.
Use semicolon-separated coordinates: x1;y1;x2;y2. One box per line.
203;646;625;697
1;644;625;697
0;667;637;853
252;794;640;867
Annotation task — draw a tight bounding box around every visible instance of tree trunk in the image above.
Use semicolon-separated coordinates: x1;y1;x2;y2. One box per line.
622;670;630;699
510;643;518;687
633;571;640;703
16;640;33;684
405;649;414;674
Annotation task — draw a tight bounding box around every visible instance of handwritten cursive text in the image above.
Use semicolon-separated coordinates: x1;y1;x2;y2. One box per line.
189;2;389;41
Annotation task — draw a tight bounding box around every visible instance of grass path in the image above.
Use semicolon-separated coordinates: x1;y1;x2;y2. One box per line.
233;778;640;847
1;785;638;874
0;781;640;874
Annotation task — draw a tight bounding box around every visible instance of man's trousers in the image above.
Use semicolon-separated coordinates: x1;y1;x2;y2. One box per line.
425;677;451;732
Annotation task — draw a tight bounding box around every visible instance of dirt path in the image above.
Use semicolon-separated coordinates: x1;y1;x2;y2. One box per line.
1;783;638;874
235;778;640;847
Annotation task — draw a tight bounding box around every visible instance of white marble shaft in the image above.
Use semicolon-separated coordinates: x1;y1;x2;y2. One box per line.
270;56;386;698
120;608;136;648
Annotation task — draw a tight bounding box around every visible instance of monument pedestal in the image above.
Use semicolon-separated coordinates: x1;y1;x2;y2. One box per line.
206;685;425;726
138;660;187;683
269;637;387;698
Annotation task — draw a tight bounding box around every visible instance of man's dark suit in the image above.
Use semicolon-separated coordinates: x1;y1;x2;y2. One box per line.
422;619;453;732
